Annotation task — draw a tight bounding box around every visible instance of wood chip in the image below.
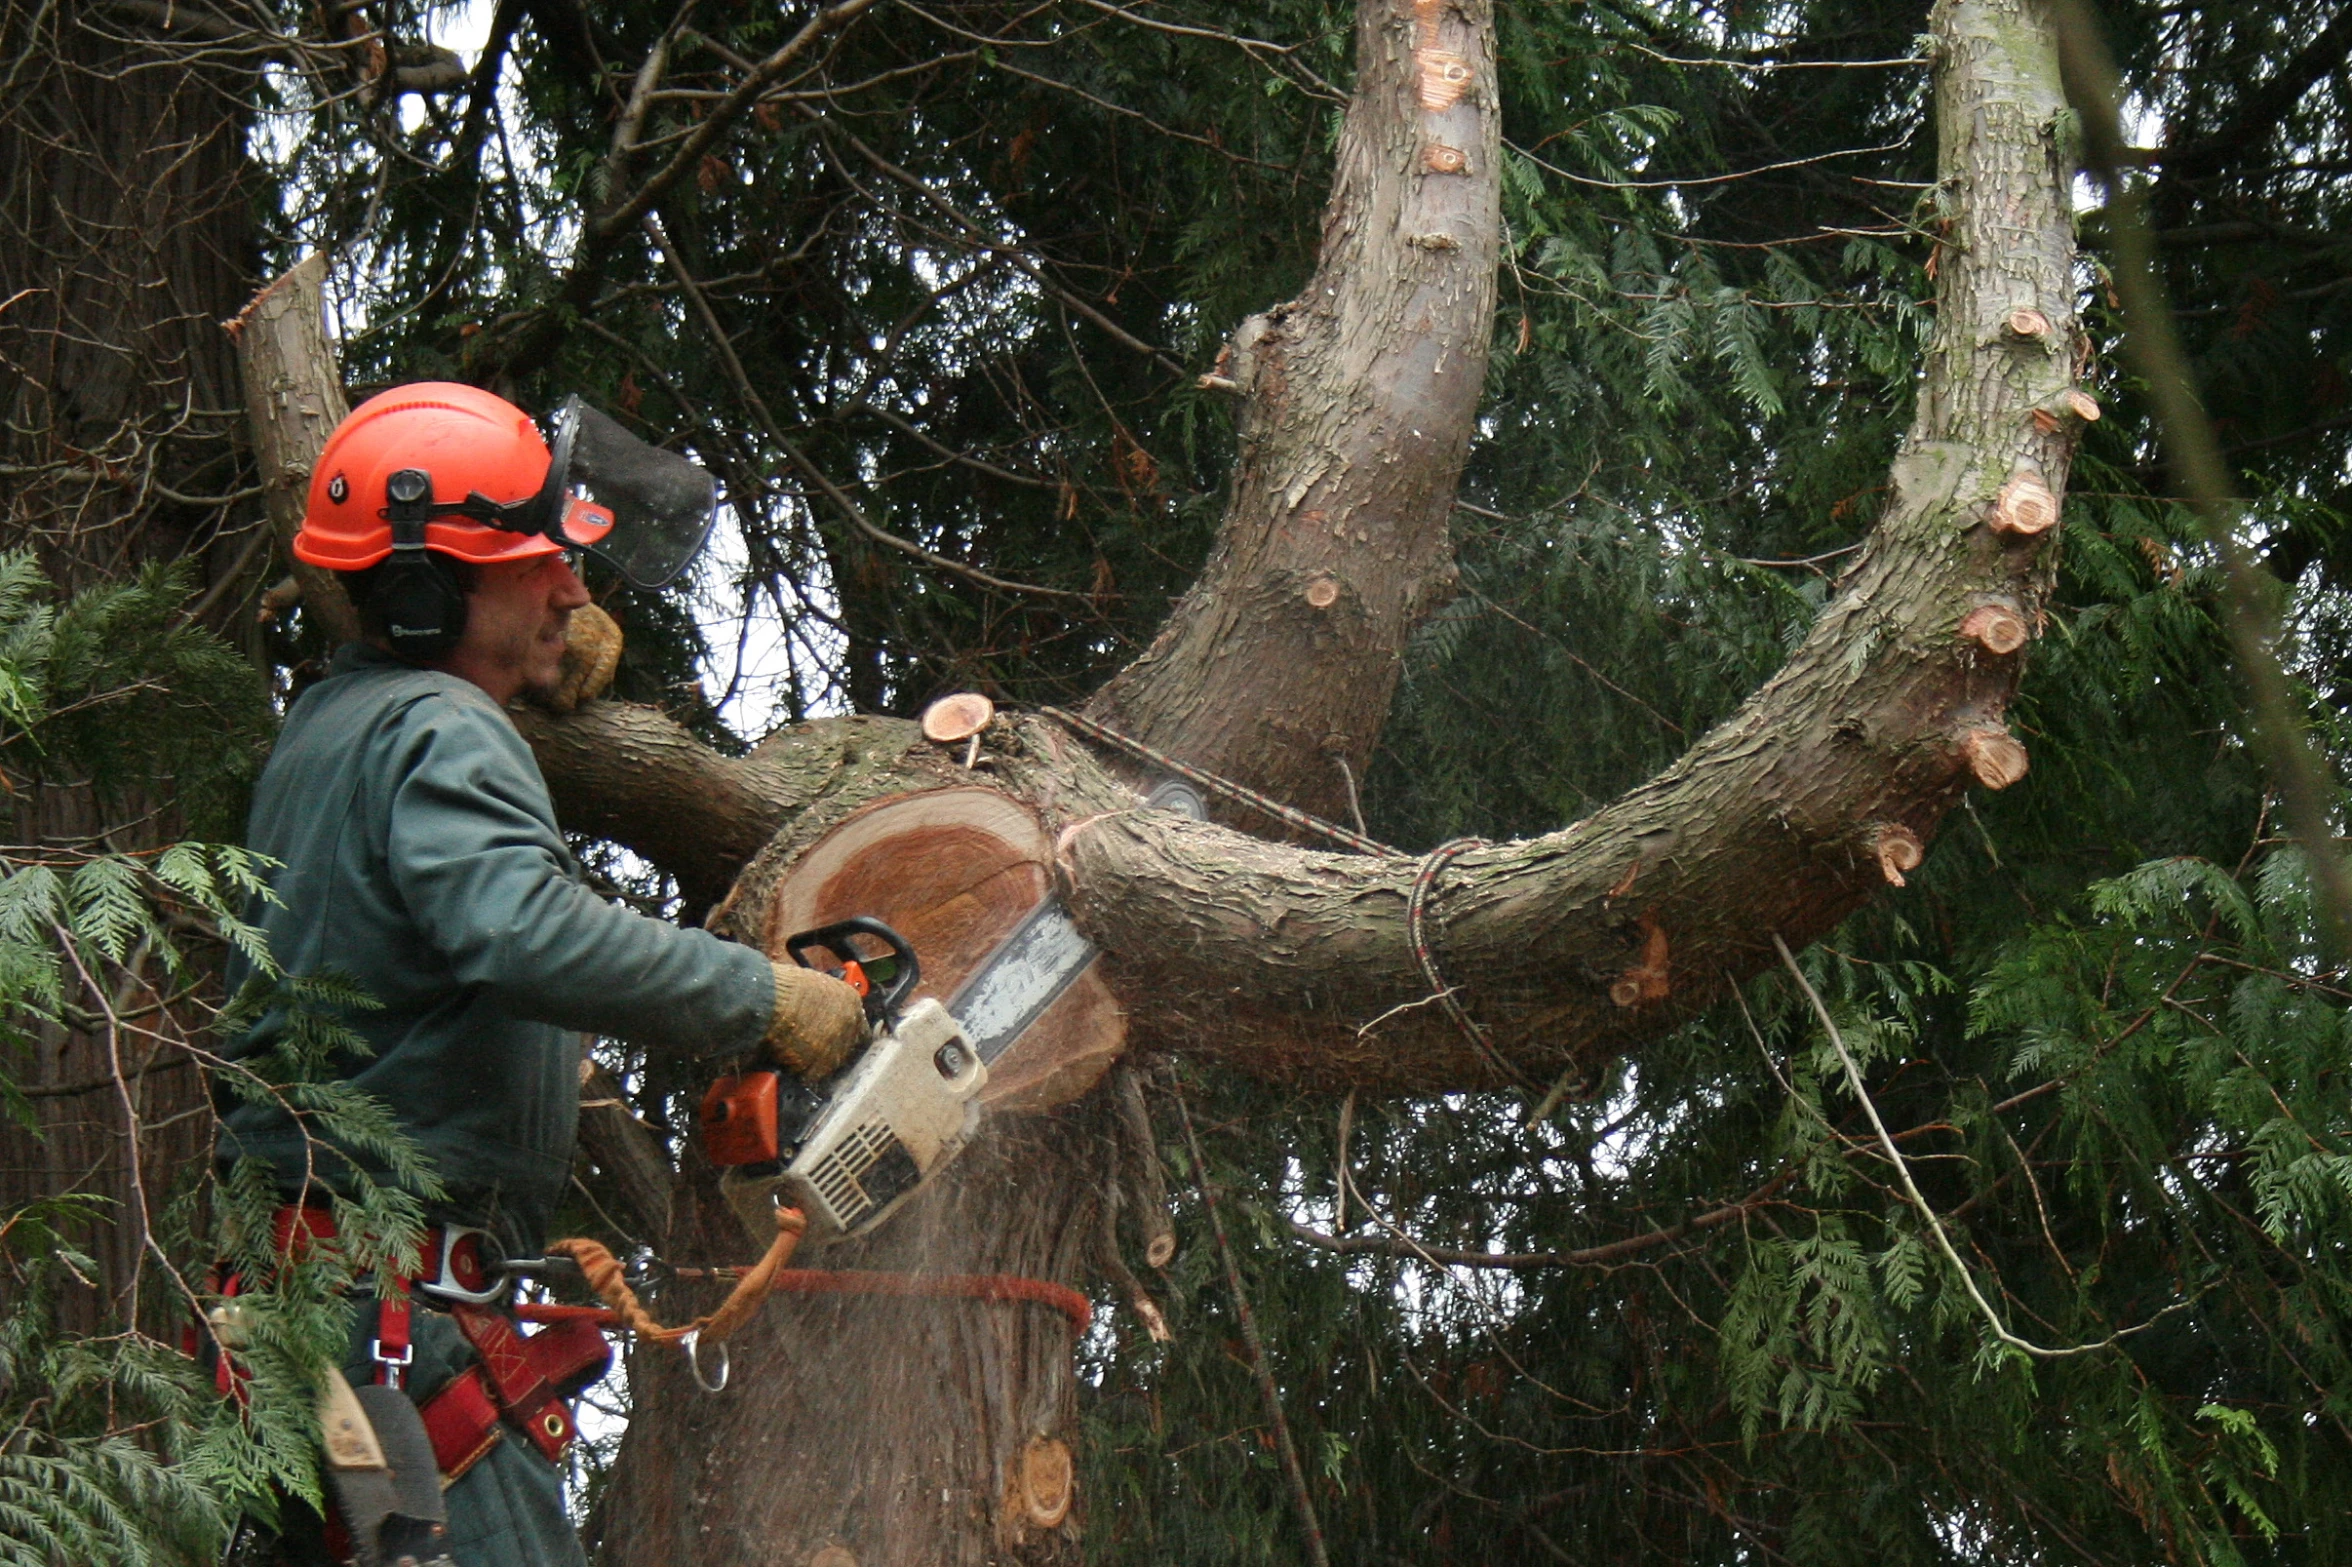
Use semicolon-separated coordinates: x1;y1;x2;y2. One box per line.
920;692;996;744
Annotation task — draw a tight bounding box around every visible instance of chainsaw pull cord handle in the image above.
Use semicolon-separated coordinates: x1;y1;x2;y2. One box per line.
546;1205;807;1348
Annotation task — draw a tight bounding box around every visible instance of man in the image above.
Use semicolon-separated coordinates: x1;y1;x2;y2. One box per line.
217;383;863;1566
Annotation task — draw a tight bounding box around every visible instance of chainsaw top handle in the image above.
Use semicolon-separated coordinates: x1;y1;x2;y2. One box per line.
784;917;921;1021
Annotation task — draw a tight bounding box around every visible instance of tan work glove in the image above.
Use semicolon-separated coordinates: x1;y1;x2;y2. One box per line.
765;961;867;1078
535;602;625;714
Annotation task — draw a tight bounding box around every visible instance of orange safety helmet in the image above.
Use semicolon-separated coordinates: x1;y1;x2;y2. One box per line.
295;383;611;571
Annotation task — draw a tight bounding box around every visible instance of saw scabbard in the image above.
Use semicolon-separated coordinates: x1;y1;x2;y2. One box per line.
317;1366;454;1567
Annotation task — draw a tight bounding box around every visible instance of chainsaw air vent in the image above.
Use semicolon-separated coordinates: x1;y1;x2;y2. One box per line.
808;1119;898;1228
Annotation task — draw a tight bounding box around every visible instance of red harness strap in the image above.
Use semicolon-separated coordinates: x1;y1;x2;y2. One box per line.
229;1206;613;1481
371;1272;415;1389
416;1307;612;1474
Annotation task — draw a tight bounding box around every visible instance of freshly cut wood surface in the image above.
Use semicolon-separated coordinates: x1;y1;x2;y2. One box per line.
760;786;1124;1112
920;692;996;744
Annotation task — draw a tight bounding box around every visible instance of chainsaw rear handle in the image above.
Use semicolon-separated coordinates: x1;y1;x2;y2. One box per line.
785;917;920;1020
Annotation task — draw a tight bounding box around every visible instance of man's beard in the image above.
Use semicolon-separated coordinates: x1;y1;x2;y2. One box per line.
514;616;573;703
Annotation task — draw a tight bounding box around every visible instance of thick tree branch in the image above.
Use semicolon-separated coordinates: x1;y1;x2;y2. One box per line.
222;254;359;645
1054;0;2084;1093
510;702;930;907
1083;0;1503;821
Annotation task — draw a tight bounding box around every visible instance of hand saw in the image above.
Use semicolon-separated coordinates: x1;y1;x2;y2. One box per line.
700;904;1096;1244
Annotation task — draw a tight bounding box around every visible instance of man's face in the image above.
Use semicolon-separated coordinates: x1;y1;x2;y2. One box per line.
438;552;592;706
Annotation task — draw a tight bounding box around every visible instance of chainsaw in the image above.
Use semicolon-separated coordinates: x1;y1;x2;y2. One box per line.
697;904;1096;1246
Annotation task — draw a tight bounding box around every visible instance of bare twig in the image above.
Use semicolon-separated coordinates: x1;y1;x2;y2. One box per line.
593;0;882;239
1773;932;2186;1361
643;215;1088;601
1170;1072;1329;1567
1290;1176;1787;1271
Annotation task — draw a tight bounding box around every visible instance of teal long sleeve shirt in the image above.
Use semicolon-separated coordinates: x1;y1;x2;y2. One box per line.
218;643;773;1250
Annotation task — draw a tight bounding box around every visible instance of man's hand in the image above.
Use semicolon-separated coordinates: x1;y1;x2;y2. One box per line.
765;962;868;1078
533;602;625;714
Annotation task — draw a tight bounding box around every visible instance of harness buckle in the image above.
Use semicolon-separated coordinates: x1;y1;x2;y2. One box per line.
370;1337;415;1389
414;1223;511;1306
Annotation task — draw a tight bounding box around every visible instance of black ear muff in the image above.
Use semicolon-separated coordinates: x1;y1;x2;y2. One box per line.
379;468;467;661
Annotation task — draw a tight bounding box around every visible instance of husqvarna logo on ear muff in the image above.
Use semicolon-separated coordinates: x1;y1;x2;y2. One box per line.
328;474;348;504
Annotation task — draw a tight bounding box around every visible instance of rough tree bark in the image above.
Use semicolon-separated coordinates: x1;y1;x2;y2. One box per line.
1085;0;1500;822
0;0;261;1331
233;0;2077;1561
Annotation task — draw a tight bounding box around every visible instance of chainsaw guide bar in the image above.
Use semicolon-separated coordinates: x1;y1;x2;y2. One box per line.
946;898;1098;1065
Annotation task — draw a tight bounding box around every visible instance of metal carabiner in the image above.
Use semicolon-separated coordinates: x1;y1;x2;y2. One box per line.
680;1329;730;1394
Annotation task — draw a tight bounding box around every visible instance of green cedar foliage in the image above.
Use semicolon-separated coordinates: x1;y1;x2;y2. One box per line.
0;552;438;1564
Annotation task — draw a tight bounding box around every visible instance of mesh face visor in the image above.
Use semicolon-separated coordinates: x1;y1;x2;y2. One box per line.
539;399;719;589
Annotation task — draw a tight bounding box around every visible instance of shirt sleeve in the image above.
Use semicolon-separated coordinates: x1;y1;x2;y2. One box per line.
379;689;775;1055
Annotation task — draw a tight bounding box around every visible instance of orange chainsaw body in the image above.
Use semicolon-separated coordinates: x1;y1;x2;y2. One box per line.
699;1070;782;1167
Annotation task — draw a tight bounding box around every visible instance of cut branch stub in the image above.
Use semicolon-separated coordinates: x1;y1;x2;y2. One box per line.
1607;915;1671;1008
1010;1437;1074;1532
2031;389;2101;433
1959;725;2031;790
1959;601;2029;655
1422;143;1468;173
1875;823;1925;887
1990;469;2060;536
2004;306;2052;340
225;255;360;645
920;692;996;744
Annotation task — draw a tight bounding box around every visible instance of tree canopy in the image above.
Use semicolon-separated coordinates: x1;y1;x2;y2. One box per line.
11;0;2352;1563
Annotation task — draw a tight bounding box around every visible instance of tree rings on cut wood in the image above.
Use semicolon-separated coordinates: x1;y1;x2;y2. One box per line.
1014;1437;1073;1530
1990;470;2058;536
2004;307;2052;340
1423;143;1468;174
1959;726;2030;790
920;692;996;744
759;787;1125;1112
1304;573;1341;609
807;1549;857;1567
1874;824;1925;887
1959;602;2029;656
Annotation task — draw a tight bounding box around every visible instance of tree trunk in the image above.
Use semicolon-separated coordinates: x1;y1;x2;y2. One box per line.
536;0;2081;1103
0;1;259;1332
590;1;1506;1560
